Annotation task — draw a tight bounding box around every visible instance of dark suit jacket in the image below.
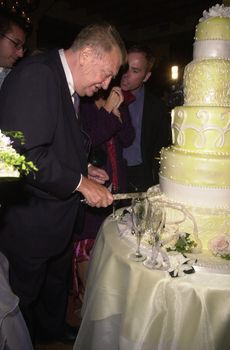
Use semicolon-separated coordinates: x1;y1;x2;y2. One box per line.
140;87;171;187
0;50;88;257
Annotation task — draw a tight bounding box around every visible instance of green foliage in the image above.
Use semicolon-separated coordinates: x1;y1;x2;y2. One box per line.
220;254;230;260
0;130;37;176
0;151;37;175
166;233;197;254
3;131;26;144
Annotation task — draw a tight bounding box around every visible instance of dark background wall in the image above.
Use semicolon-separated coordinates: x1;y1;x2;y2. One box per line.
1;0;224;98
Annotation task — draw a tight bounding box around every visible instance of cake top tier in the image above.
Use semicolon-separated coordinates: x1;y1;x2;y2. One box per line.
195;4;230;41
195;17;230;41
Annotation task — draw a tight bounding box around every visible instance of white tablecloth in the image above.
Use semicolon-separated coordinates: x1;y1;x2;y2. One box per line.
74;215;230;350
0;252;33;350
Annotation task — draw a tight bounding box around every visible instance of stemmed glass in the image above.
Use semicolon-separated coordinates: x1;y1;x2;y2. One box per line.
143;201;168;269
129;197;149;262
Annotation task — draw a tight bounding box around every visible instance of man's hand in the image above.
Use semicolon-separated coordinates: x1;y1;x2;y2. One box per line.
88;164;109;184
77;176;113;208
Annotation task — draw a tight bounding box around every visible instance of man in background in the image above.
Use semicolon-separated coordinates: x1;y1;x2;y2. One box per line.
0;22;125;344
121;44;171;192
0;10;27;88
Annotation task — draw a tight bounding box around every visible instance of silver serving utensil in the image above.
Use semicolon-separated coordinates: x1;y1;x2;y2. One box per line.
112;192;147;200
80;192;147;203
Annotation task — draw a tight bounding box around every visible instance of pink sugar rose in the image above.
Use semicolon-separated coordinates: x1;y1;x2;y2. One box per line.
209;234;230;256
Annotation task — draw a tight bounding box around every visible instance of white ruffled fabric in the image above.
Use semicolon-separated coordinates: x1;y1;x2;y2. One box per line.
74;217;230;350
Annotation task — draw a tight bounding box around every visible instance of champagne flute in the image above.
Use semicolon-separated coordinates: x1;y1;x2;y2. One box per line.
143;201;166;269
129;197;149;262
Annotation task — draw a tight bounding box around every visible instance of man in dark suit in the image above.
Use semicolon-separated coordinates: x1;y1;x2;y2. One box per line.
0;23;126;343
121;44;171;192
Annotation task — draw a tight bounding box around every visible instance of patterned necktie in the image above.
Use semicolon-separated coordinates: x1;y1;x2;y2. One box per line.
73;92;80;118
72;92;91;156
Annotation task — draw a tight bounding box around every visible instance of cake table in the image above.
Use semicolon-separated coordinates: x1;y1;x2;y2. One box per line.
0;252;33;349
73;213;230;350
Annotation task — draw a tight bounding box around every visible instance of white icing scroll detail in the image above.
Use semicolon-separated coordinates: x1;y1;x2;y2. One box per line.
172;109;186;146
172;109;230;148
214;113;230;147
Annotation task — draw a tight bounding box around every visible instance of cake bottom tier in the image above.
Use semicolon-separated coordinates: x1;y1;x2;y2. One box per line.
164;203;229;251
147;185;230;252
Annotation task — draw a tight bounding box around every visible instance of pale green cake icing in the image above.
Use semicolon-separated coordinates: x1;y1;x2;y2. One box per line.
184;59;230;107
195;17;230;40
160;147;230;188
159;6;230;255
172;106;230;154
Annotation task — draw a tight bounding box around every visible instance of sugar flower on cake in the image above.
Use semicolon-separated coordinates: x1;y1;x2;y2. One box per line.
208;233;230;260
0;130;37;178
164;227;198;254
200;4;230;22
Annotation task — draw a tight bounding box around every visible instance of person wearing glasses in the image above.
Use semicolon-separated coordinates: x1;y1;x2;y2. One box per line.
0;10;26;88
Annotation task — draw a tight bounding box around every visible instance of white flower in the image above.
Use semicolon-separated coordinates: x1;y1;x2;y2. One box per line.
200;4;230;22
0;129;13;148
168;253;193;277
0;129;37;177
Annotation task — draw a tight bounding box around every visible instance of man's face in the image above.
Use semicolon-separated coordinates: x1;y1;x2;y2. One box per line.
0;24;25;68
120;52;151;93
74;46;122;96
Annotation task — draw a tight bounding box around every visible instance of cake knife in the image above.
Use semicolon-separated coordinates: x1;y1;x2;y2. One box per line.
112;192;147;200
80;192;147;203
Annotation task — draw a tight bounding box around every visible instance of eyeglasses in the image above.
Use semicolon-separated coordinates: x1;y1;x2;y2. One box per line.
0;33;25;52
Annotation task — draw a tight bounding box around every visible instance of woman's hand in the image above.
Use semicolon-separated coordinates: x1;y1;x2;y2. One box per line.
104;87;124;121
77;175;113;208
87;164;109;184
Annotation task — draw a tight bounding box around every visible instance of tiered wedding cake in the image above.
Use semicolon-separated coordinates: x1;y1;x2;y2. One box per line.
157;4;230;255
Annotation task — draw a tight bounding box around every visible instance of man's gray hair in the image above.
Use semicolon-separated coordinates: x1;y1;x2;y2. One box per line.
71;22;126;65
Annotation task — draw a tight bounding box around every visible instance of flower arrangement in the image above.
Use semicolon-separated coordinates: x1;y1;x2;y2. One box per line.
166;232;198;254
0;130;37;177
200;4;230;22
208;234;230;260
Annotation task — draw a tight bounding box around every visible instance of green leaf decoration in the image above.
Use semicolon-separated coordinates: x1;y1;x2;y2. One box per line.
166;233;197;254
0;130;38;176
3;131;26;144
